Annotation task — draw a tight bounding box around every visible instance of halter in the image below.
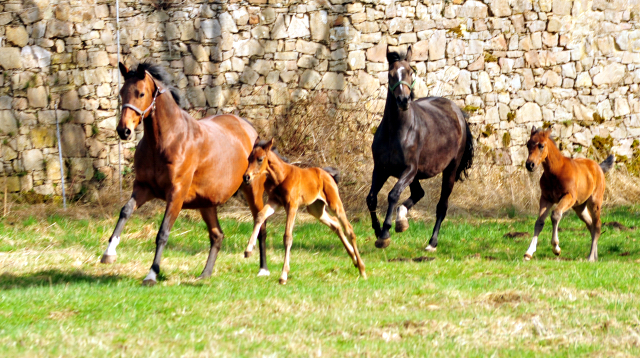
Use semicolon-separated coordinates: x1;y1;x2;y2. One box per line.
121;73;167;118
389;65;418;92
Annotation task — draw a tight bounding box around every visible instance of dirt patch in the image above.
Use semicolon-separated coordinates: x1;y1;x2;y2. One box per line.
486;291;529;305
604;221;636;231
388;256;435;263
503;231;530;238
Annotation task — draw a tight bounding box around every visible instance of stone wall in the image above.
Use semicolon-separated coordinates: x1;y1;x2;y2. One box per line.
0;0;640;196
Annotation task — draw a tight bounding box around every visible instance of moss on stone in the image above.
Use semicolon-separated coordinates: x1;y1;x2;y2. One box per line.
502;132;511;147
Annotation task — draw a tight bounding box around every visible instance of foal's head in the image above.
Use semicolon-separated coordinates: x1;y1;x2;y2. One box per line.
243;138;275;185
387;46;416;111
526;126;553;172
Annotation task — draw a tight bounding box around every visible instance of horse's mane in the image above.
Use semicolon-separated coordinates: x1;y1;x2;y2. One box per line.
532;127;558;147
131;61;184;108
255;140;290;163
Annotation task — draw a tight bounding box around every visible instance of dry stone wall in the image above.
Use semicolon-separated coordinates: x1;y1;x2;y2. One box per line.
0;0;640;196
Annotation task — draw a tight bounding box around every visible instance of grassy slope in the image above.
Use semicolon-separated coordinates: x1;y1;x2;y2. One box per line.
1;205;640;357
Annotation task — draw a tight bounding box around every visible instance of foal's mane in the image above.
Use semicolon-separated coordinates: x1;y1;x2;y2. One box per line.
255;140;290;163
130;61;184;108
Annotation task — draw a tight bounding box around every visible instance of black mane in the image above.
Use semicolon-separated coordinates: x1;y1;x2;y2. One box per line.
130;61;184;108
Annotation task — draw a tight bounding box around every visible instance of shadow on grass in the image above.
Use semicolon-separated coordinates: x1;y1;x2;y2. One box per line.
0;269;125;290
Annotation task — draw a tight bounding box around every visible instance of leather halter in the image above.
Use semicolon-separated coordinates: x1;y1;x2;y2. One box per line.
389;65;418;92
121;72;166;118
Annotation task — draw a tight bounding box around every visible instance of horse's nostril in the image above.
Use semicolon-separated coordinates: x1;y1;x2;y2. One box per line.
124;128;131;137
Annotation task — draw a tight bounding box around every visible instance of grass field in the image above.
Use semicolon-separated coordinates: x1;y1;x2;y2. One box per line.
1;202;640;357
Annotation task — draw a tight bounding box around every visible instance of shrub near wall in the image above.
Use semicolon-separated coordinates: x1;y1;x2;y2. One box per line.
0;0;639;197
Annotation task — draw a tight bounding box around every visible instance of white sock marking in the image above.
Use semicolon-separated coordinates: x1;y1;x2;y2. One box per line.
397;205;408;221
257;268;270;277
144;269;157;282
105;236;120;256
526;236;538;256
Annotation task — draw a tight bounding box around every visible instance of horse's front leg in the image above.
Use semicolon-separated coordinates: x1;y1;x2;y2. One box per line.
396;180;425;233
524;198;553;261
376;165;417;249
101;184;152;264
366;167;389;240
142;188;186;286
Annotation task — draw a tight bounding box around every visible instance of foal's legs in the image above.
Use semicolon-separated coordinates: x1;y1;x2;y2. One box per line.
395;180;425;233
198;206;224;279
101;184;152;264
307;201;356;263
280;205;298;285
426;165;456;252
329;199;366;279
241;178;270;276
586;198;603;262
549;194;576;257
143;189;186;286
378;166;417;248
245;199;278;274
366;167;389;240
524;198;553;260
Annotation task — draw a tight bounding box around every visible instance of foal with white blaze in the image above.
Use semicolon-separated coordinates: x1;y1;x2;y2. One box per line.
242;139;366;284
524;126;613;261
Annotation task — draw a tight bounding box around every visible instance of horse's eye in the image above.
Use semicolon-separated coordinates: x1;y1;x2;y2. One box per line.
139;92;145;98
257;157;264;164
538;144;544;150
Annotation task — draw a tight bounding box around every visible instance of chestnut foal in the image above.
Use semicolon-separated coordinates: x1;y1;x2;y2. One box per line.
524;126;614;261
242;139;366;284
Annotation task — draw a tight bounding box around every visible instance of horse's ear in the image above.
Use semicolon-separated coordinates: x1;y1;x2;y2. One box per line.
531;125;537;134
264;138;274;152
135;65;146;79
406;45;412;62
386;45;393;64
119;62;129;78
544;127;552;135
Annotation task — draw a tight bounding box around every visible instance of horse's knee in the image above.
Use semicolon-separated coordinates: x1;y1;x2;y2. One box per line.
156;231;169;246
120;202;135;219
534;218;545;231
210;230;224;246
366;192;377;211
388;190;401;204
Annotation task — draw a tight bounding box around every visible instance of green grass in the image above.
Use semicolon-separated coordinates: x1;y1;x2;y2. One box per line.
1;205;640;357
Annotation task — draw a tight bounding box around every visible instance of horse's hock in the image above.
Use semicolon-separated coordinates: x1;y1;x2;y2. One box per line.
0;0;639;197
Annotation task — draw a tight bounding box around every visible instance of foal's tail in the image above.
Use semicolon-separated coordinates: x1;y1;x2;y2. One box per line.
322;167;340;184
600;154;614;173
455;115;474;182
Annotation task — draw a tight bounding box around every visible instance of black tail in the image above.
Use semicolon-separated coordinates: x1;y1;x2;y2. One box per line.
322;167;340;184
455;117;474;182
600;154;614;173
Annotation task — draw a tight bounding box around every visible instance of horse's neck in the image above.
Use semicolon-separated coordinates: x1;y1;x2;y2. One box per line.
143;94;188;149
265;152;291;186
542;142;566;175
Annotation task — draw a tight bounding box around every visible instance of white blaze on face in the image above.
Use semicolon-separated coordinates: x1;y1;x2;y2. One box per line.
397;66;405;84
105;236;120;256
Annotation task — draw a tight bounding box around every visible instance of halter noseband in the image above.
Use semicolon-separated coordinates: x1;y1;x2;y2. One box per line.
389;65;418;92
121;73;167;118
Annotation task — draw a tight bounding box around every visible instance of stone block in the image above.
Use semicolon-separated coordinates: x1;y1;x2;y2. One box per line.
240;67;260;85
69;158;93;181
27;87;48;108
593;63;626;85
516;102;542;123
366;41;387;62
299;69;322;89
187;87;207;107
201;19;221;39
6;26;29;47
490;0;512;17
236;39;265;57
321;72;345;90
429;30;446;61
46;20;74;38
348;51;366;70
21;46;51;69
219;12;238;33
0;48;22;69
0;111;18;134
31;127;56;149
289;16;310;39
61;124;86;157
23;149;44;171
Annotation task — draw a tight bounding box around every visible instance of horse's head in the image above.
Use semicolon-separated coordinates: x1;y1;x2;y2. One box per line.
526;126;552;172
117;62;159;140
387;46;416;111
244;138;274;185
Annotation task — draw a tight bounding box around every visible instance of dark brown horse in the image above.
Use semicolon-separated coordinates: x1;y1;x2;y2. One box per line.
367;46;474;250
100;62;270;285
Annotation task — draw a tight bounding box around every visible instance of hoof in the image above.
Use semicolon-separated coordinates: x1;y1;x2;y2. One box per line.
257;268;270;277
100;254;116;264
279;278;287;285
553;247;561;256
424;245;437;252
360;272;368;280
244;250;252;258
375;238;391;249
395;218;409;233
142;279;157;287
523;253;532;261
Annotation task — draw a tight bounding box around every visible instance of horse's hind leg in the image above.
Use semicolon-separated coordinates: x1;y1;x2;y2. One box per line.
308;201;356;263
101;184;152;264
426;166;455;252
241;179;270;276
366;167;389;242
549;194;576;257
586;198;603;262
378;166;417;248
329;199;367;279
198;207;224;279
396;180;424;233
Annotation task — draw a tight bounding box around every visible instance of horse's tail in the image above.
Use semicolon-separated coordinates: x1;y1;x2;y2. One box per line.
600;154;614;173
455;114;474;182
322;167;340;184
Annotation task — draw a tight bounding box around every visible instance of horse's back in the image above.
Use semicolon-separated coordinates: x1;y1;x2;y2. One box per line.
199;114;258;154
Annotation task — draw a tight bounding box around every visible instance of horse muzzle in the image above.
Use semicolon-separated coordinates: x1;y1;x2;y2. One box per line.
396;97;410;111
525;161;535;172
117;127;133;140
243;174;252;185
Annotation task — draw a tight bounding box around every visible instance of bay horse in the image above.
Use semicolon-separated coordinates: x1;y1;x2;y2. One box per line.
242;139;366;284
367;46;474;250
100;62;270;285
524;126;614;261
